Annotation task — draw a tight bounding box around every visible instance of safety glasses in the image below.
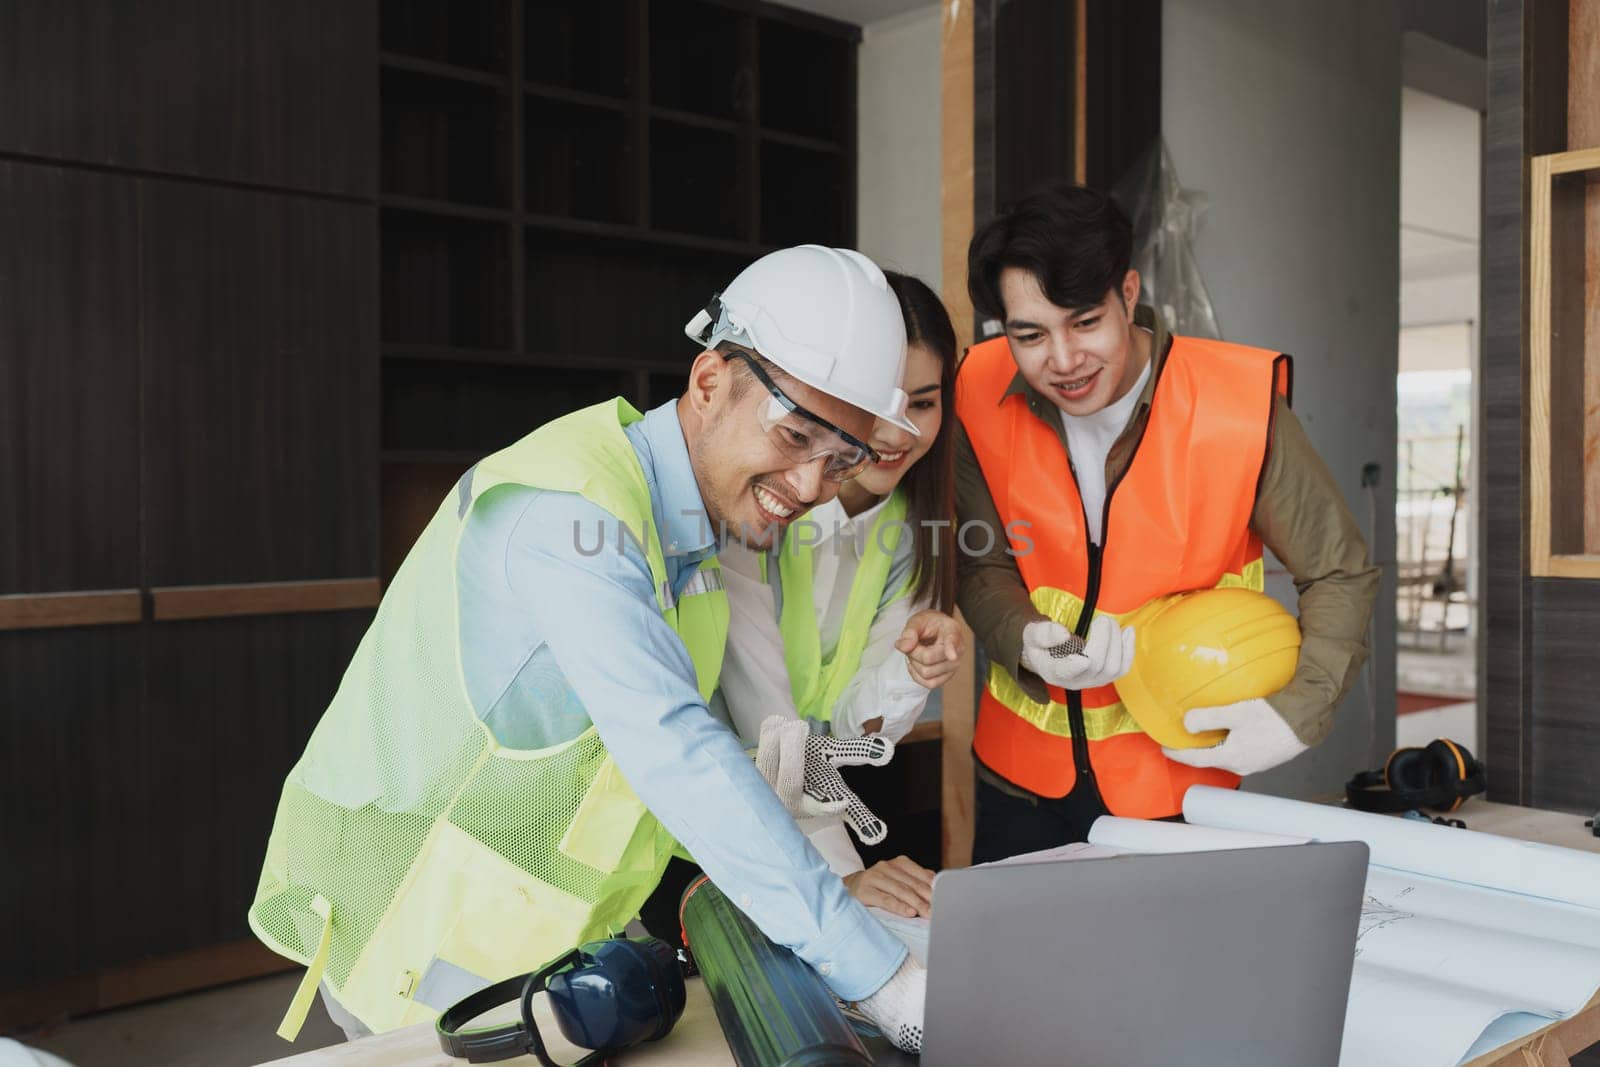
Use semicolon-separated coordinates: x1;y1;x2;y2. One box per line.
723;351;879;482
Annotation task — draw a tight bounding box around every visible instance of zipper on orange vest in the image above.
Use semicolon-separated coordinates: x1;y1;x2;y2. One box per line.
1073;456;1135;782
1067;537;1104;781
1067;337;1165;791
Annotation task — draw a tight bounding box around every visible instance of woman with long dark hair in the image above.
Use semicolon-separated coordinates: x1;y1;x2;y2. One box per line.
714;269;962;917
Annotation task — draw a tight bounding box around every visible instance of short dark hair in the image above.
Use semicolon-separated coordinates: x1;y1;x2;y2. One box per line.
967;183;1134;324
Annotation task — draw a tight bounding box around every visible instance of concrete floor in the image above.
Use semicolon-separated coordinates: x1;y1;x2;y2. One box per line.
1395;699;1477;753
1396;635;1476;698
1394;634;1478;755
15;973;343;1067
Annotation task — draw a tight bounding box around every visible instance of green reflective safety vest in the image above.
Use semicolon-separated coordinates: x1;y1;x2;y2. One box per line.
774;488;909;724
247;399;728;1038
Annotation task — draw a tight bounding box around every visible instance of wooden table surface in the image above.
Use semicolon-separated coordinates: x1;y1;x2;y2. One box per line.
261;797;1600;1067
263;979;734;1066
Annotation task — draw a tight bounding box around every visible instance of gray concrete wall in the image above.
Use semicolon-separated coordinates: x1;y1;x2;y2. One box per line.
856;4;943;292
1162;0;1404;798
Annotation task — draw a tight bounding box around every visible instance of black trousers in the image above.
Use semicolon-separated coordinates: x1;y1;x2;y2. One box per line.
970;773;1186;864
971;775;1111;863
637;855;703;949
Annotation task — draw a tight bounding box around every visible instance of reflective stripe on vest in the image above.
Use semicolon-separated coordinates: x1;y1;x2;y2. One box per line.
774;489;909;723
248;399;728;1037
956;334;1290;816
984;561;1267;740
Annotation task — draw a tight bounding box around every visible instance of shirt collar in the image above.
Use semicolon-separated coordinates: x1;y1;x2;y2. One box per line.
1001;304;1171;418
624;401;717;560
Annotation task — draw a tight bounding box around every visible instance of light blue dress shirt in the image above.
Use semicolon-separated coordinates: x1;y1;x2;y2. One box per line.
454;400;906;1001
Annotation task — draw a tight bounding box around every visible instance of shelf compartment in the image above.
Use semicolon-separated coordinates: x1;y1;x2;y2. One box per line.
524;212;760;257
525;96;635;224
650;118;743;240
526;0;633;100
382;68;511;208
760;140;847;247
381;52;509;89
525;227;750;363
758;19;851;142
378;195;513;223
650;0;748;121
526;82;630;111
650;106;740;135
383;358;634;453
381;210;511;350
381;0;509;76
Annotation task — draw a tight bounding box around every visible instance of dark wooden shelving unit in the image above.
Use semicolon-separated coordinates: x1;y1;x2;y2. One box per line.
379;0;859;577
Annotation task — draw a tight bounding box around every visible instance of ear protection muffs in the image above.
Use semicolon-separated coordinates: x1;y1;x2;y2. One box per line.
436;936;685;1064
1345;738;1486;814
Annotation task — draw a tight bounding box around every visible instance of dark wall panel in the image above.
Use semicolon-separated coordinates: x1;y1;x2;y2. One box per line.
1529;580;1600;813
1;627;143;989
0;0;377;197
140;183;378;587
1085;0;1161;191
1481;0;1531;802
140;611;372;960
992;0;1078;208
0;163;141;595
1482;0;1572;804
2;612;371;987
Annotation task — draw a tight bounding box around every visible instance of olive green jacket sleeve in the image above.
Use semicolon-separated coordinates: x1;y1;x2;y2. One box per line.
953;397;1381;743
954;420;1054;706
1254;397;1381;746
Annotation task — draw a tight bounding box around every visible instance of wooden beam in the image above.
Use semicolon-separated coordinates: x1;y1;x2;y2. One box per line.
940;0;977;871
941;0;976;346
1544;554;1600;579
0;590;142;632
1073;0;1087;184
149;578;380;622
940;612;977;869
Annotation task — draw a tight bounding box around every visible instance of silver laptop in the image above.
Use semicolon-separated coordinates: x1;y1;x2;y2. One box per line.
918;842;1368;1067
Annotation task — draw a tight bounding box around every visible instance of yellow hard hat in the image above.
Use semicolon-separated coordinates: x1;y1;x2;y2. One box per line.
1114;587;1302;749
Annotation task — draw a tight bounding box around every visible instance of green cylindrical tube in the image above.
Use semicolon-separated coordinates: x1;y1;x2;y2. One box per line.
679;876;873;1067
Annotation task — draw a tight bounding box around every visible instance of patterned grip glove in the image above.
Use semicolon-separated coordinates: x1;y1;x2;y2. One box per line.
755;716;895;845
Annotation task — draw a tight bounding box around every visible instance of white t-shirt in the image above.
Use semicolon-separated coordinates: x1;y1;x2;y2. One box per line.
1060;356;1152;545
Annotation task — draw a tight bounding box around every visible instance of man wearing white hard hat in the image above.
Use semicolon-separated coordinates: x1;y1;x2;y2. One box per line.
247;246;928;1053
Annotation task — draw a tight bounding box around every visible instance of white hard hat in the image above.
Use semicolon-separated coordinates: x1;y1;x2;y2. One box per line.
684;245;917;435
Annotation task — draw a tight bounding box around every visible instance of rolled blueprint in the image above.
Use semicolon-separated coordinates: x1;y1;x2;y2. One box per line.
1087;815;1308;853
1183;785;1600;911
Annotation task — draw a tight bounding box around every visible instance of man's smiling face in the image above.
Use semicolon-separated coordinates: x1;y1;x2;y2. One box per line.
1001;266;1143;417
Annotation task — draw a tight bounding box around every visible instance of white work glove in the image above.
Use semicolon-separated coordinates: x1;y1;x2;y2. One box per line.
1160;698;1309;777
854;955;925;1053
1018;614;1134;691
754;716;894;845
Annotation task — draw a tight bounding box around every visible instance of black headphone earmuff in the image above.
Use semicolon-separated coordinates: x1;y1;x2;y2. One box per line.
1347;738;1485;814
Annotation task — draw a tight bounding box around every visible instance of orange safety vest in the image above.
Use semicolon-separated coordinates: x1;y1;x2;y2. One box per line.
957;333;1292;817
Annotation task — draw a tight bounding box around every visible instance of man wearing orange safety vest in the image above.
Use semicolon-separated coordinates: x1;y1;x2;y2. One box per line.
955;184;1380;861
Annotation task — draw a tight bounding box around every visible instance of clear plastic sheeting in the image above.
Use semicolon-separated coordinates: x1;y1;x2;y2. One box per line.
1112;139;1223;340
